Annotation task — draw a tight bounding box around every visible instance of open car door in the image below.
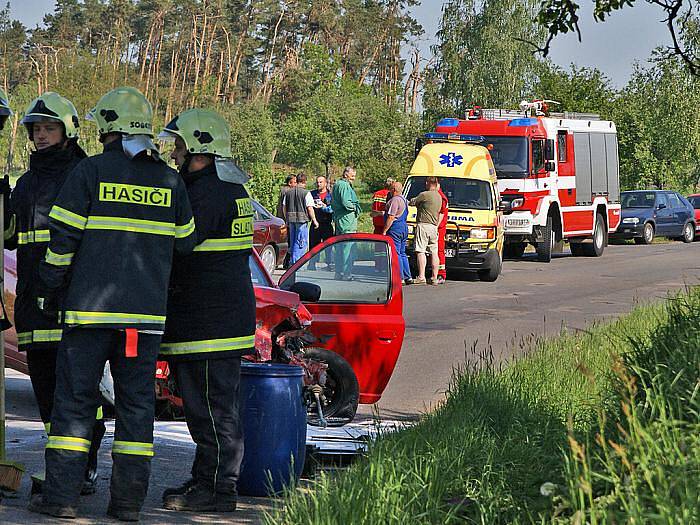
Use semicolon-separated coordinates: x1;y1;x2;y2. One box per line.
278;233;405;405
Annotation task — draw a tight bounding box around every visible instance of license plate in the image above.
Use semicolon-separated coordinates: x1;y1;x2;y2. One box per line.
445;248;456;258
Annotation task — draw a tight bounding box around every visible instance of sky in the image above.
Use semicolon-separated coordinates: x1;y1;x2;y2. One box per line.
11;0;669;88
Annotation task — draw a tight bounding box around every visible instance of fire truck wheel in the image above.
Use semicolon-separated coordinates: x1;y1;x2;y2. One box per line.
504;242;526;259
304;347;360;427
681;222;695;243
634;222;655;245
536;216;554;262
581;213;606;257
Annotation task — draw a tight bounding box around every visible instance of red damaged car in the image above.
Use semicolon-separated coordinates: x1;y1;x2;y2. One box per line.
3;233;405;426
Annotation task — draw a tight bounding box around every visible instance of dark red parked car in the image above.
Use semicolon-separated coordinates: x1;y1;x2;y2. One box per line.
252;199;287;272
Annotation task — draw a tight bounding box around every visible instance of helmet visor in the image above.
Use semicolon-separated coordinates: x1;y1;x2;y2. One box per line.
21;114;62;125
157;129;178;142
85;109;97;122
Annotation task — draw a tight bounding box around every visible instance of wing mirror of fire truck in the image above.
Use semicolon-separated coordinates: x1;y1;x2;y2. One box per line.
498;201;514;215
544;139;556;161
545;161;556;172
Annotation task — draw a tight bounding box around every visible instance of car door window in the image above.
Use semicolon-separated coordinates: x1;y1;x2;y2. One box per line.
656;194;668;209
280;239;391;304
667;193;682;209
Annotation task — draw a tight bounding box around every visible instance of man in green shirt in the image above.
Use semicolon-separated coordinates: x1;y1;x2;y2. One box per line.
409;176;444;284
331;166;361;279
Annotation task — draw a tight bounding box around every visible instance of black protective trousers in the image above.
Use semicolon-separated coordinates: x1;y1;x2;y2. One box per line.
172;357;243;495
43;328;160;511
25;347;106;475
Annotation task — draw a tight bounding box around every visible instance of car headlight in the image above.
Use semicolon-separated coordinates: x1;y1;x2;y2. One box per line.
510;197;525;208
469;228;495;240
622;217;640;224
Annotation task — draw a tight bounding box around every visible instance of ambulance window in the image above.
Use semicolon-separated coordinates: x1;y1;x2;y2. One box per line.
557;131;567;163
532;139;545;173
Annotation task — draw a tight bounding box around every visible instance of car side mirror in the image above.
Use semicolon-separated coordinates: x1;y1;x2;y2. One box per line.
545;161;555;172
544;139;555;161
498;201;513;215
657;203;666;210
287;281;321;303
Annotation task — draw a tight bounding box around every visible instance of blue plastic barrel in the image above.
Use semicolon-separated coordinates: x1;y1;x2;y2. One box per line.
238;362;307;496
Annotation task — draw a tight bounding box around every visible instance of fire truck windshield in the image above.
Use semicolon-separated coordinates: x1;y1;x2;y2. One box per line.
406;177;493;211
484;136;529;179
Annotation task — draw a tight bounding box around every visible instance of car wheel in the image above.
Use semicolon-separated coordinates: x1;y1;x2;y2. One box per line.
635;222;654;245
260;244;277;273
535;215;554;262
682;222;695;243
581;213;606;257
304;347;359;427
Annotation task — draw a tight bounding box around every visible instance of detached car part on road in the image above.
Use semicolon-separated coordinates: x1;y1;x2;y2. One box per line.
3;234;406;427
611;190;696;244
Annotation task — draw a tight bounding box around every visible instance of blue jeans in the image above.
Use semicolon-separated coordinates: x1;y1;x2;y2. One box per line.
388;230;411;281
289;222;309;264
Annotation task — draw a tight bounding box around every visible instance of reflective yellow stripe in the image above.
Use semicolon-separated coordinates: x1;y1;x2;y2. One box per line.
46;435;91;453
17;229;51;245
112;440;154;457
44;422;51;434
86;216;177;236
64;310;165;326
50;205;88;230
160;335;255;355
192;237;253;252
45;248;74;266
174;217;195;239
96;406;103;420
4;214;16;241
17;329;63;345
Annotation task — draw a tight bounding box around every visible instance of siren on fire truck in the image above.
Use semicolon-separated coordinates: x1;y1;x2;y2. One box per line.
437;100;621;262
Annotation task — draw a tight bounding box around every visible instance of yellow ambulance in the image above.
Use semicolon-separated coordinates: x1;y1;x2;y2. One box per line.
404;133;508;281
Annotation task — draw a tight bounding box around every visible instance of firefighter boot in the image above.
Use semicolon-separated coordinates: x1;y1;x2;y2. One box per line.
106;502;141;522
161;478;196;500
28;494;77;519
162;482;237;512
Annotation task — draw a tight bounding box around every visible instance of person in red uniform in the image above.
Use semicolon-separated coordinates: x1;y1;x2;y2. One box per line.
370;178;395;234
437;182;449;284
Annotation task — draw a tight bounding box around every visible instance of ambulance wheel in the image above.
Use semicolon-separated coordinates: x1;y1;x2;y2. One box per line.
536;216;554;262
504;242;526;259
305;348;359;427
478;254;502;282
581;213;606;256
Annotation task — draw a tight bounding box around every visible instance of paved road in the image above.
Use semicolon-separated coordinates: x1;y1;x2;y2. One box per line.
367;242;700;420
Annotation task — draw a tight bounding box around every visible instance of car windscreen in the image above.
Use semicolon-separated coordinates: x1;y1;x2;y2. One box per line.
688;196;700;209
406;177;493;211
621;192;656;209
484;136;528;179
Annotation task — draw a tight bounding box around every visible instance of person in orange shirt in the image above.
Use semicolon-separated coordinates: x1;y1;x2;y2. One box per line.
370;177;395;234
437;182;449;284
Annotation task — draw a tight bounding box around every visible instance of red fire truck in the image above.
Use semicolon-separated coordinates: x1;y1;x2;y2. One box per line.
435;101;621;262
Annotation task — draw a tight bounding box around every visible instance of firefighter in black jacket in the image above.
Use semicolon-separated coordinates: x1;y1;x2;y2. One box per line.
29;87;196;521
4;92;106;494
158;109;255;512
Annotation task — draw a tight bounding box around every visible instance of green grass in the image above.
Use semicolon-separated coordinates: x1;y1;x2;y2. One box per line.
265;289;699;524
